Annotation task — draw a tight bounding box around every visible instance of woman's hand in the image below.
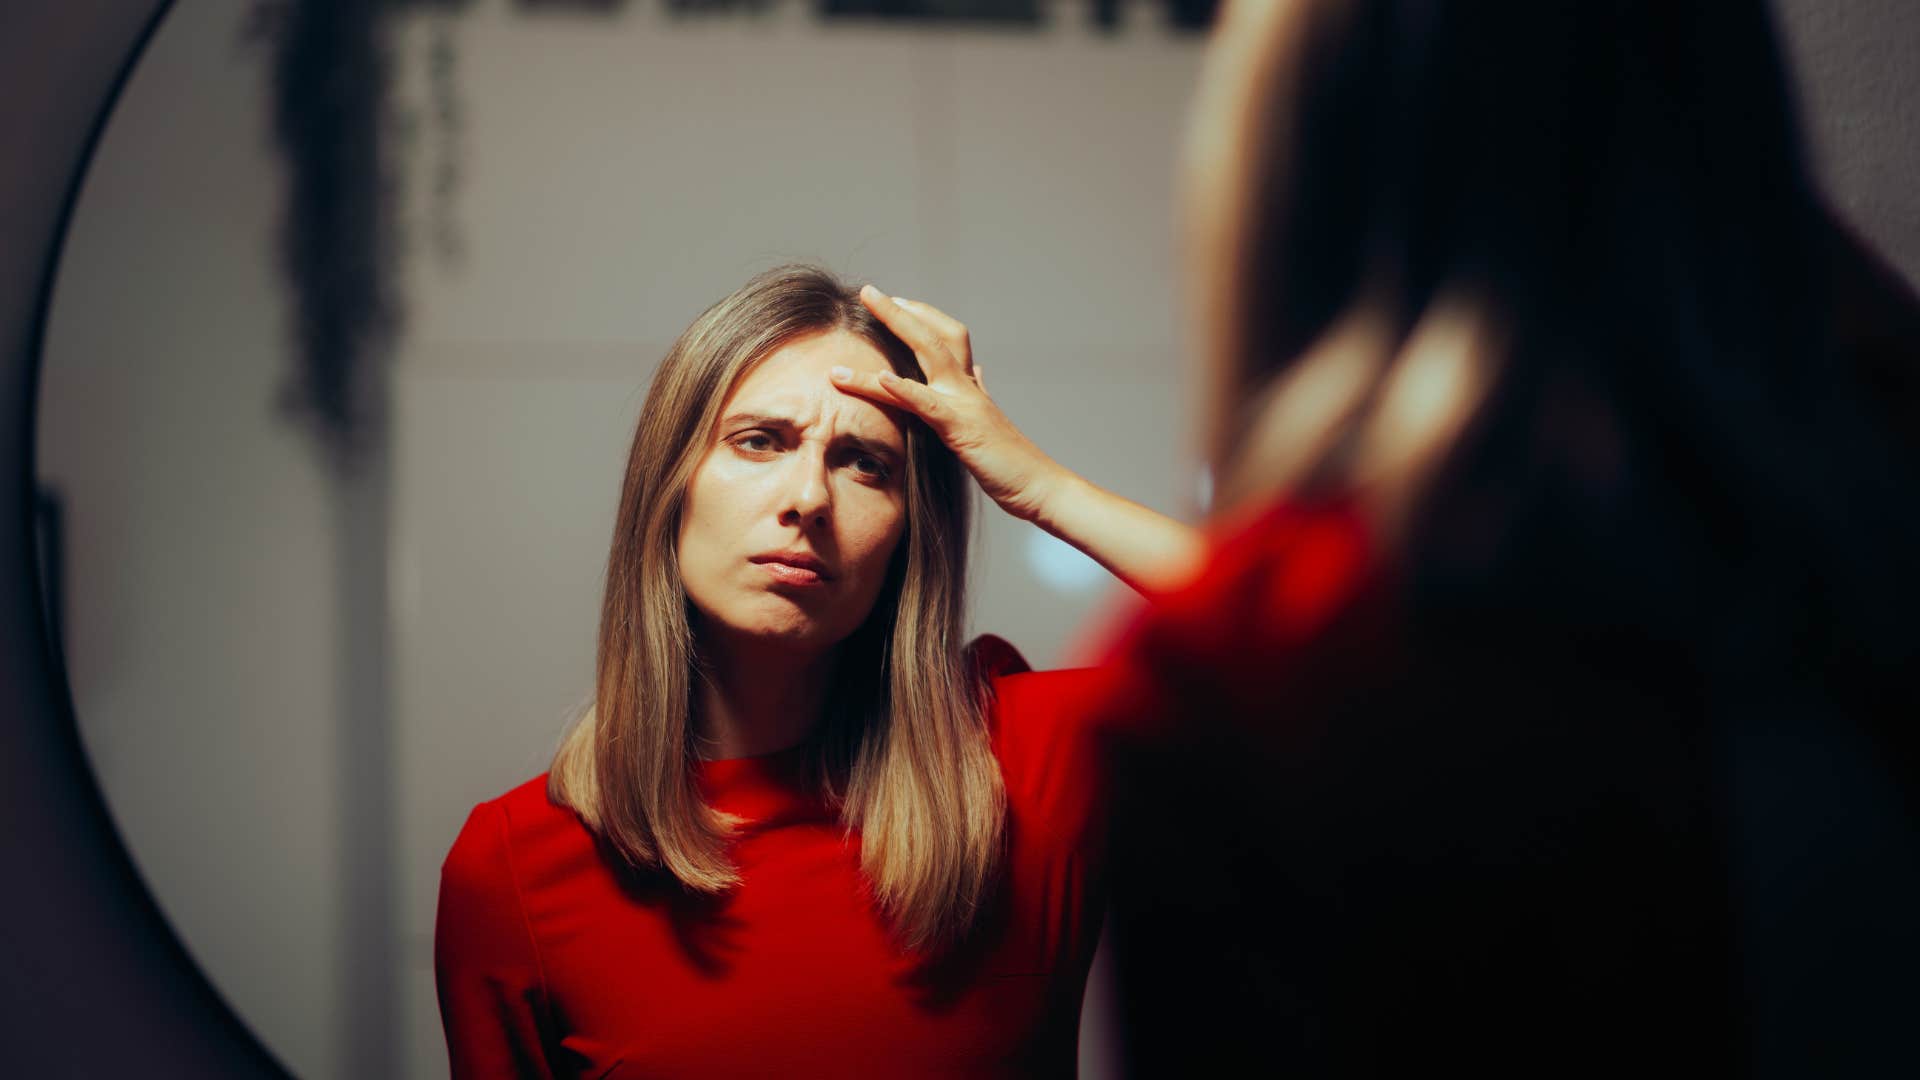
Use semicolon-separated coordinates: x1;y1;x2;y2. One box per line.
834;284;1206;597
833;285;1064;523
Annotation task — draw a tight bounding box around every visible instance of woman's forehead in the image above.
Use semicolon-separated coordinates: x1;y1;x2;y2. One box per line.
721;330;907;440
750;328;892;380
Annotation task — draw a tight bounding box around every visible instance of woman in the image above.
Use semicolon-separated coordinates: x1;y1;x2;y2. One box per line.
434;264;1197;1077
1090;0;1920;1075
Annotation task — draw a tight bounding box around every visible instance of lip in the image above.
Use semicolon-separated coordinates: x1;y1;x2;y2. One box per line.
749;552;833;586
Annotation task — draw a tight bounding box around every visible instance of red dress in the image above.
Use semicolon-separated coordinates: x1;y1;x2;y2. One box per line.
434;643;1107;1079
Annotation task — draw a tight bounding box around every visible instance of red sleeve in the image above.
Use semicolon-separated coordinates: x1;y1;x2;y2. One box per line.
435;801;560;1080
1084;496;1380;745
990;666;1112;854
965;632;1032;682
968;635;1111;989
970;633;1109;855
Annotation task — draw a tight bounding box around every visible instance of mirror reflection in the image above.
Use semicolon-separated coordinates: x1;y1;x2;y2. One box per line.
36;2;1206;1076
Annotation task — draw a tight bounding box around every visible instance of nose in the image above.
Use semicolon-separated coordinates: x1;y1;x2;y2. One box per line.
778;446;832;530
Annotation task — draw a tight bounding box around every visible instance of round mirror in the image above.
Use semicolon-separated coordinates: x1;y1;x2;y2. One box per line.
35;2;1206;1075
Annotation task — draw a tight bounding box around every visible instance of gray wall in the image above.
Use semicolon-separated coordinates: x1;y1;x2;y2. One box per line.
32;1;1918;1078
1777;0;1920;286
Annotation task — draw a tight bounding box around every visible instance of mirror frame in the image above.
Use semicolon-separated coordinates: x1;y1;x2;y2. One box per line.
0;1;283;1071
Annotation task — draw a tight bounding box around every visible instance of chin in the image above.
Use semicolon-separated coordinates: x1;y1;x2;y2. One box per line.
692;588;876;655
725;603;853;651
747;620;832;647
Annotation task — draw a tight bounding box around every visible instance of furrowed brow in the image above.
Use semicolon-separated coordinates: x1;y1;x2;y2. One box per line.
719;412;798;431
837;433;903;462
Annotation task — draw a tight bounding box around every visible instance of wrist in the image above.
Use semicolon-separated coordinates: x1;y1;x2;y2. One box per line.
1020;459;1082;531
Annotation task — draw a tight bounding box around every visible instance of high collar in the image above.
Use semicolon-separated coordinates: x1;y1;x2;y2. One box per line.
694;743;838;829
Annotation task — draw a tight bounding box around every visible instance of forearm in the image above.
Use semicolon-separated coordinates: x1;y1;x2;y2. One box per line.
1027;465;1205;596
829;289;1206;594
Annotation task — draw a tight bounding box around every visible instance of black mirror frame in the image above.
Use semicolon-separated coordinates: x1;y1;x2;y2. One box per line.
0;1;286;1072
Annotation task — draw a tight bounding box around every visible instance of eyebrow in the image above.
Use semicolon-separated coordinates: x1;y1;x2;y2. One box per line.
719;412;904;461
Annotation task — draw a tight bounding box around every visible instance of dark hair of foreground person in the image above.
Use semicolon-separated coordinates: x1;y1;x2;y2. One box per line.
1094;2;1920;1075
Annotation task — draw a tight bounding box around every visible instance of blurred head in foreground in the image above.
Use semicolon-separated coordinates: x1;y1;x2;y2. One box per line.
1177;0;1920;745
1103;0;1920;1073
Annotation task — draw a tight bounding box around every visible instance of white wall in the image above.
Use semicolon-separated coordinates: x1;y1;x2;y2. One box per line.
34;1;1918;1078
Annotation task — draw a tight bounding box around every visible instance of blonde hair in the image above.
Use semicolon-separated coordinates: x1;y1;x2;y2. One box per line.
549;265;1004;953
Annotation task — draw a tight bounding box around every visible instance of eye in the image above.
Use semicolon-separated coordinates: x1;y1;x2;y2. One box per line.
833;445;892;482
732;431;777;454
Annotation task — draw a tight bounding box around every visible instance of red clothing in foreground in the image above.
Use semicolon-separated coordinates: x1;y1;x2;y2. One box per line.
1084;496;1743;1074
435;649;1106;1079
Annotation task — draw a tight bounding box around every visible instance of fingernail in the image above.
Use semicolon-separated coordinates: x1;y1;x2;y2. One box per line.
879;370;900;384
830;365;852;380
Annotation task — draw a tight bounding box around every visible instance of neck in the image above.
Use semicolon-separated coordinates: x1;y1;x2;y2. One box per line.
693;632;835;760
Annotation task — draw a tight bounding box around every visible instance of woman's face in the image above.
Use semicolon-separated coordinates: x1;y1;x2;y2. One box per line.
677;329;910;656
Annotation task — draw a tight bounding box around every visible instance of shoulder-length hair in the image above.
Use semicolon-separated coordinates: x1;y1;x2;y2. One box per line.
549;265;1003;953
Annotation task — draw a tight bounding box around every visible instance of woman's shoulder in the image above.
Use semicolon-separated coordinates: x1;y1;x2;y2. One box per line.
463;773;568;829
963;636;1111;849
965;634;1109;715
965;635;1113;779
443;773;593;879
492;772;564;820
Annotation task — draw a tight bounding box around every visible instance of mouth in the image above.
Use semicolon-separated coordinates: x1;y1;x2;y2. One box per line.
749;553;833;586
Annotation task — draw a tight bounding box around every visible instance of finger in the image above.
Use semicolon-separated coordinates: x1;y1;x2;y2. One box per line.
829;364;948;430
858;285;964;380
826;364;897;407
875;369;953;431
889;298;972;371
972;363;988;395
